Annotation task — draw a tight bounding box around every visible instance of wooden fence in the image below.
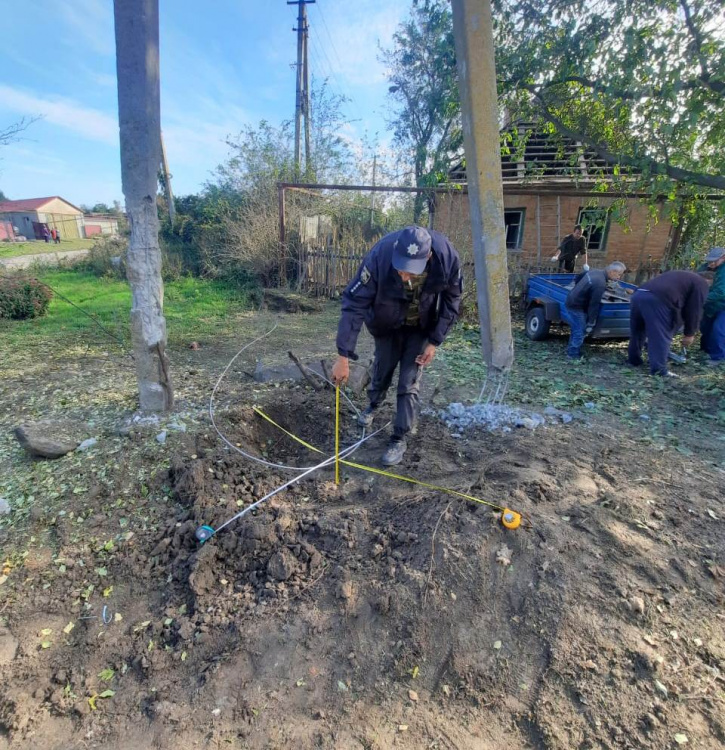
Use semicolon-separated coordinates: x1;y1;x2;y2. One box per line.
297;242;660;302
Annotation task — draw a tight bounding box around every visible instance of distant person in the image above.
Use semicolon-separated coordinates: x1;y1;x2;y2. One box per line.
564;262;626;358
700;247;725;367
628;270;709;377
50;228;57;242
332;226;462;466
552;224;587;272
54;228;61;244
42;225;50;243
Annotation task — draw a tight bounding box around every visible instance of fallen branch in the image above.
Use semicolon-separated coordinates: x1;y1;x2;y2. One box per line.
288;350;324;391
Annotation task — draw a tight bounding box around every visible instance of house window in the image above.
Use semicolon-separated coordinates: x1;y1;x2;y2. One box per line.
577;207;609;252
504;209;525;250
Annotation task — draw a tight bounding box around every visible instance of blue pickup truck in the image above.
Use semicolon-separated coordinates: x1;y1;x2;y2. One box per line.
524;273;637;341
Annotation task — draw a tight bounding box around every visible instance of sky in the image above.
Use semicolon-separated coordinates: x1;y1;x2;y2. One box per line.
0;0;407;207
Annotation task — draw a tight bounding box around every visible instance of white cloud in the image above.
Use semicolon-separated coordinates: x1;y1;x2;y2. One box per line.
55;0;114;57
0;85;117;145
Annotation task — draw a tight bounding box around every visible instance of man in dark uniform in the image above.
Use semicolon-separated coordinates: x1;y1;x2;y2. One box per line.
552;224;587;272
332;226;462;466
628;270;709;377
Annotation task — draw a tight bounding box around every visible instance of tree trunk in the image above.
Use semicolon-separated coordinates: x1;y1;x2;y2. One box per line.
114;0;173;412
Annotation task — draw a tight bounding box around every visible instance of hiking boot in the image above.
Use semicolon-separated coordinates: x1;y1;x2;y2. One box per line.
382;438;407;466
357;406;376;428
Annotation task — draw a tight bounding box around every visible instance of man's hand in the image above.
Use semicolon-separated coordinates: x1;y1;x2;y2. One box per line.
331;356;350;385
682;335;695;348
415;343;437;367
550;252;560;262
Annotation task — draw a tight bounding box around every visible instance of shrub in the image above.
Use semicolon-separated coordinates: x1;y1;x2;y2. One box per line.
76;236;128;279
0;277;53;319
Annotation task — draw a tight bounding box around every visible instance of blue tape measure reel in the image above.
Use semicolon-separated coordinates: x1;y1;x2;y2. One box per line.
195;525;215;543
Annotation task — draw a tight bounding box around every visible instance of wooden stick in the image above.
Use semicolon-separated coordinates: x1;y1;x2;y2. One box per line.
288;350;324;391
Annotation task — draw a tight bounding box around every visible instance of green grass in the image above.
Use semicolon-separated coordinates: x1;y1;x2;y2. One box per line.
0;238;94;259
0;268;259;352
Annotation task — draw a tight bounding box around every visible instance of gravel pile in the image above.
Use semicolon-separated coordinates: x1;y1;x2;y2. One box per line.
438;402;577;436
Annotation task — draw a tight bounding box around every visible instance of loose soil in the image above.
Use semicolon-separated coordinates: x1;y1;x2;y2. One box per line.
0;309;723;749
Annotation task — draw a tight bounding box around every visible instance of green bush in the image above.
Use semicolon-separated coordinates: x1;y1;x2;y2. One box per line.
76;236;128;279
0;277;53;319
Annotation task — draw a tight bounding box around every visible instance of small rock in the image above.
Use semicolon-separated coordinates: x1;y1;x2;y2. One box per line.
156;431;168;445
211;708;221;717
189;342;200;350
693;638;703;647
77;438;98;452
493;640;502;650
0;497;9;515
643;712;660;731
674;733;688;745
398;725;409;732
408;689;419;702
629;596;645;615
654;680;668;699
14;419;90;459
267;549;299;582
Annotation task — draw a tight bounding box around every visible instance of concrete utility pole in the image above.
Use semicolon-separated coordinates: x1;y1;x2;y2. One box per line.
288;0;314;179
114;0;173;412
160;130;176;226
451;0;514;371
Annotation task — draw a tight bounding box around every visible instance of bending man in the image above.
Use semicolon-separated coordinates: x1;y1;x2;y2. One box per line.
332;226;462;466
628;270;709;377
564;262;626;359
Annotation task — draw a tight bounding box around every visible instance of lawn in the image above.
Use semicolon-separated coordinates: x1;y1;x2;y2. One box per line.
0;238;94;259
0;268;262;353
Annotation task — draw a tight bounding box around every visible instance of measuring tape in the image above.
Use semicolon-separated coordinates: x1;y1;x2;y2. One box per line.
252;404;524;530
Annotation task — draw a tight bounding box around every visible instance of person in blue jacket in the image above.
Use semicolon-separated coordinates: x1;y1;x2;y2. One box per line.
331;226;462;466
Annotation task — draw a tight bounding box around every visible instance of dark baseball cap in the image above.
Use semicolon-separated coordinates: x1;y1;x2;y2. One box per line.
704;246;725;263
392;226;432;275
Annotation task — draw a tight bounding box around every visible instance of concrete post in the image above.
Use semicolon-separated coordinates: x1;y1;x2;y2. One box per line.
451;0;514;371
114;0;173;411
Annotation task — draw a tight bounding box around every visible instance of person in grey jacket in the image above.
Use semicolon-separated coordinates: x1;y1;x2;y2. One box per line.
564;262;626;358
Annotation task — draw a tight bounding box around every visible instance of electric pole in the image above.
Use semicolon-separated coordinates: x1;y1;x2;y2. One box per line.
451;0;514;372
288;0;314;180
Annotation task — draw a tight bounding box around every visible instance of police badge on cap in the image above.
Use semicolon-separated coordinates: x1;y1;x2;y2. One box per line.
392;226;432;275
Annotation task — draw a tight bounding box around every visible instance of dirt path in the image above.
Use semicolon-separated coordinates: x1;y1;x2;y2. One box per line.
0;248;90;269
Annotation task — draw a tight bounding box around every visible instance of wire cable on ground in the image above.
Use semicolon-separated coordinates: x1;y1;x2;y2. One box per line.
253;406;527;529
196;424;386;541
209;324;374;472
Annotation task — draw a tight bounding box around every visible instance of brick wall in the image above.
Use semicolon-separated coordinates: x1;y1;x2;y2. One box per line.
433;192;673;275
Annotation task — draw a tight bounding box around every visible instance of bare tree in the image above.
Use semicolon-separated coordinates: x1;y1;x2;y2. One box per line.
0;117;39;148
114;0;173;411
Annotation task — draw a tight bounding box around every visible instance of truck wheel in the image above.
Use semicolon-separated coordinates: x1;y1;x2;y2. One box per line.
525;307;551;341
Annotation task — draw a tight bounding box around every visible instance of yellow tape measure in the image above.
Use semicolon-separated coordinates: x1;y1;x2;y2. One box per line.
252;406;525;530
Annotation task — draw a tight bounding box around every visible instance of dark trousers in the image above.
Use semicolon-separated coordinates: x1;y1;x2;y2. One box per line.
701;311;725;361
564;307;587;357
368;327;427;440
628;291;675;375
558;256;575;272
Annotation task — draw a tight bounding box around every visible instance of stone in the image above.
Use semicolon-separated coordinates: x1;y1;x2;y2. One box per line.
0;626;18;665
156;431;168;444
267;549;299;581
0;497;9;515
77;438;98;452
14;419;90;459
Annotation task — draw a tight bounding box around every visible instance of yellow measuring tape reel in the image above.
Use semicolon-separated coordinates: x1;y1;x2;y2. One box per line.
252;401;525;531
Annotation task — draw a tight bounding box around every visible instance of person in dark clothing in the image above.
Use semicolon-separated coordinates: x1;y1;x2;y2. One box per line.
628;270;710;377
552;225;587;272
699;247;725;367
42;225;50;243
564;262;626;358
332;226;462;466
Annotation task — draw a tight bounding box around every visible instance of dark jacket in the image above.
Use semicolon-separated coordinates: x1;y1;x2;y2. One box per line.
704;264;725;319
640;271;709;337
565;269;607;327
336;229;462;359
558;234;587;260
